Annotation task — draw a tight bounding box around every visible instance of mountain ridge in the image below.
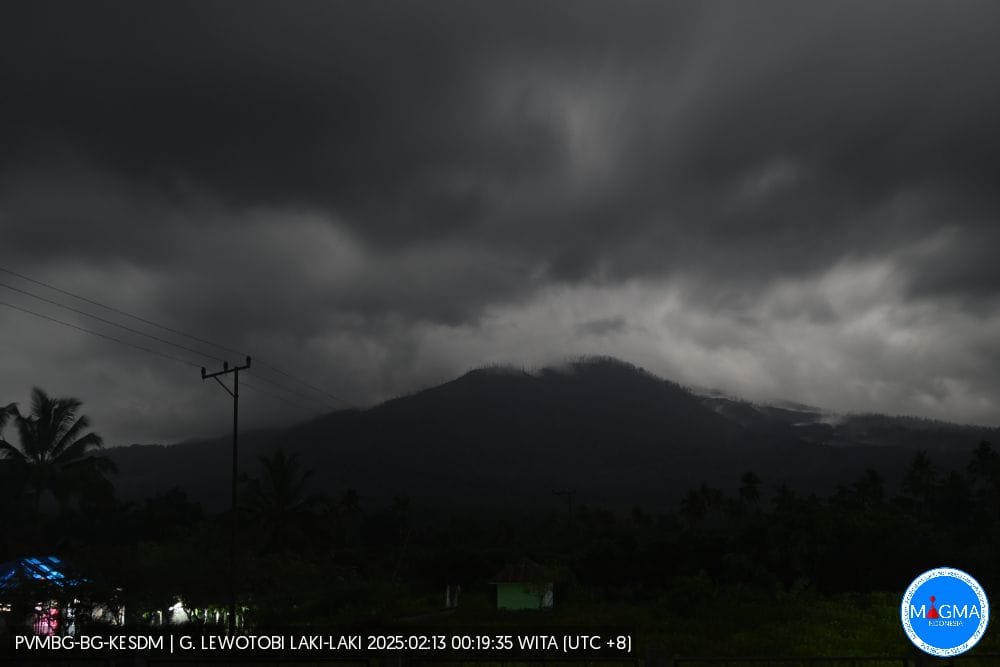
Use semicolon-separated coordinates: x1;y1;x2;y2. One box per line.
108;357;999;511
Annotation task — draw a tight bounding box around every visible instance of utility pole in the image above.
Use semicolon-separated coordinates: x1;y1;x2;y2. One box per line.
201;355;251;635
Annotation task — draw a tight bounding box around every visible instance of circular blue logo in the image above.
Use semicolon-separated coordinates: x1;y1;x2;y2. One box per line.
901;567;989;657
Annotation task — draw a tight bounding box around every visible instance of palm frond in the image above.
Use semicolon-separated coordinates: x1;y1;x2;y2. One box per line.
53;397;82;432
29;388;53;442
14;414;41;461
5;389;114;515
46;396;81;450
52;414;94;458
0;402;18;431
0;438;27;463
62;452;117;475
57;432;107;466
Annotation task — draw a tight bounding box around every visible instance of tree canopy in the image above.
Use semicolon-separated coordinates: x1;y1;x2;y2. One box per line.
0;388;116;518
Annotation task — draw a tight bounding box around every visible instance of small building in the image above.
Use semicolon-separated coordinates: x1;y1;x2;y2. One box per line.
0;555;121;635
491;558;554;610
0;556;83;635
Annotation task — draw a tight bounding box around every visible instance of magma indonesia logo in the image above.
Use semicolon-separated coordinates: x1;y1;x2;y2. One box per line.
901;567;989;657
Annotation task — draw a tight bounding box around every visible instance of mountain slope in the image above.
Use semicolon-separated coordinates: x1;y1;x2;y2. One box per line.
108;358;998;510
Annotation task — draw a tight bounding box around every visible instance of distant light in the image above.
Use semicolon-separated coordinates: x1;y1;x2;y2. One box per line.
168;599;190;624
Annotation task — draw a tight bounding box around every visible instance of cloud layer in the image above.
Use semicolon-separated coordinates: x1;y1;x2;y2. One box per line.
1;1;999;443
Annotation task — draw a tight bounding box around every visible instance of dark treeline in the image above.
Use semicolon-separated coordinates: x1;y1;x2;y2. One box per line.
2;390;1000;654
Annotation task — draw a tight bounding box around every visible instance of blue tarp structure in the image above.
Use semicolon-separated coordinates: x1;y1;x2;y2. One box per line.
0;556;82;592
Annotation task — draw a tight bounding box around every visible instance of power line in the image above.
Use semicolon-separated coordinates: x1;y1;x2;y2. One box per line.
253;358;351;405
0;265;244;357
0;264;353;407
0;281;227;364
0;299;331;416
0;280;340;410
0;299;202;369
241;381;328;413
244;373;341;412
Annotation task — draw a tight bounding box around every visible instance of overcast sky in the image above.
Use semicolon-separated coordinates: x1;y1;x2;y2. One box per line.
2;1;999;445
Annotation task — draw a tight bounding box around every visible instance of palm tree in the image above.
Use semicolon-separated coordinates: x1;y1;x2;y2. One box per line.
679;488;706;525
0;402;20;504
0;389;116;518
243;448;315;551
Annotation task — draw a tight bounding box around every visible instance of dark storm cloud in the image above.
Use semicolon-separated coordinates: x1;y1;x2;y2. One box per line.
2;1;1000;442
5;1;1000;281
